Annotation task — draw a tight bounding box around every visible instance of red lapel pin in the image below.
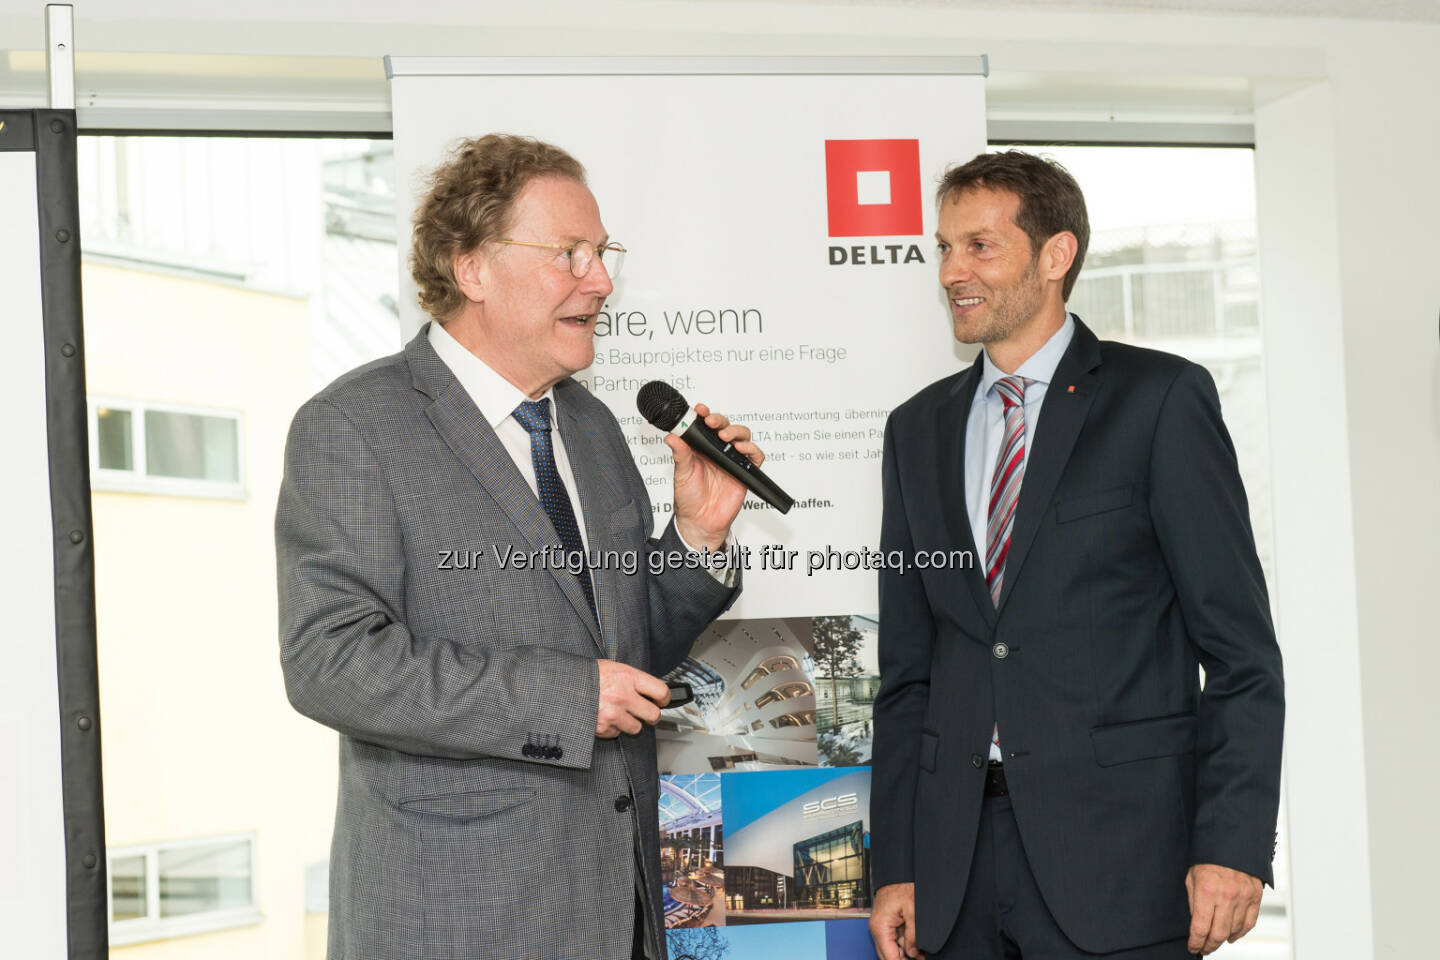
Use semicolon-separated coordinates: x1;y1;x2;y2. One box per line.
1067;385;1075;393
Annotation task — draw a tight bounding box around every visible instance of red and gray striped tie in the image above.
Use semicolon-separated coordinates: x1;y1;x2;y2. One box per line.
986;375;1032;756
985;375;1033;607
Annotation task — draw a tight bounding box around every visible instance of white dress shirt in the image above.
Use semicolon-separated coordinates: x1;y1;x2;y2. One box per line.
429;320;592;549
964;312;1075;759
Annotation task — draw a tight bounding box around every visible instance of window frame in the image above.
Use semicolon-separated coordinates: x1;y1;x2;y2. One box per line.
87;395;247;499
105;831;262;946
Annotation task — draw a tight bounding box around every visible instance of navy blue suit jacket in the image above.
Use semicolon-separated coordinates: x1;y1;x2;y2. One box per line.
869;317;1284;954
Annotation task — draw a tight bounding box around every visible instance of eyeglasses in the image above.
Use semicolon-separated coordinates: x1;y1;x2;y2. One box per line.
494;238;626;280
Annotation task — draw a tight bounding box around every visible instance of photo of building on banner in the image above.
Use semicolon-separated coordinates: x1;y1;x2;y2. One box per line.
812;615;880;767
721;768;872;925
664;769;877;956
661;774;725;929
656;615;883;774
656;619;820;775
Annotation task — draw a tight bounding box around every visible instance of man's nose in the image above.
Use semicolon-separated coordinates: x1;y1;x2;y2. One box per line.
581;256;614;298
939;252;972;288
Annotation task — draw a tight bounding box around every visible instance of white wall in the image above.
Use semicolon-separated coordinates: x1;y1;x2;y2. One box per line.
2;3;1436;958
1323;27;1440;957
1253;78;1370;960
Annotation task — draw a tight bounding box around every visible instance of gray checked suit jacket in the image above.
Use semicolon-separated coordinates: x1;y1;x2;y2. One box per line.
276;327;737;960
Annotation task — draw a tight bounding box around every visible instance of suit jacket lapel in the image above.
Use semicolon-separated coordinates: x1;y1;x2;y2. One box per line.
937;354;997;628
408;331;604;650
554;382;629;657
995;318;1102;613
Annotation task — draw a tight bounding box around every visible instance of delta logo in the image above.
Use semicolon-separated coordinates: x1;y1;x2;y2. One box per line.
824;138;927;267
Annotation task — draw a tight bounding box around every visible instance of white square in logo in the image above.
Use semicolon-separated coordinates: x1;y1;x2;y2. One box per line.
855;170;891;206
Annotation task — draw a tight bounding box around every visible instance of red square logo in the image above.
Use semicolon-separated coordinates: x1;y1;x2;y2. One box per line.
824;139;923;237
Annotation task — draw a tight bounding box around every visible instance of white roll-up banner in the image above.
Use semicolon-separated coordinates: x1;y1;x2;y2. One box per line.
1;108;105;959
390;58;986;951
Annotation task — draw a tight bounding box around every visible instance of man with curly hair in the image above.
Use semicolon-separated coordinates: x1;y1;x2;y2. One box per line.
277;134;758;960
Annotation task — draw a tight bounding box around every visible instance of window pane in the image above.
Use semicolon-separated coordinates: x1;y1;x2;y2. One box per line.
158;840;252;918
83;135;399;955
1131;268;1216;338
143;410;239;482
110;854;147;921
96;407;133;471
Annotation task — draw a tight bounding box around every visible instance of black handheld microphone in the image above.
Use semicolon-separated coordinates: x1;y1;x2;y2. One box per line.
636;381;796;514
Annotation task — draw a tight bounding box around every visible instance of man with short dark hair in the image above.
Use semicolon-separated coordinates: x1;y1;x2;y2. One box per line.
868;150;1284;960
277;134;758;960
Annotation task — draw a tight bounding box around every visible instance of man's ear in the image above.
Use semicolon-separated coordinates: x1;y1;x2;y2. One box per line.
1042;232;1078;285
453;249;487;305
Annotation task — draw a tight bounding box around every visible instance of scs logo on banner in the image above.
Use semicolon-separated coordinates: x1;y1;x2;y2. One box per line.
824;138;927;267
803;791;861;823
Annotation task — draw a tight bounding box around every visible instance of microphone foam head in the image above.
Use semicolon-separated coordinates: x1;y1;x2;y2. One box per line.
637;380;689;431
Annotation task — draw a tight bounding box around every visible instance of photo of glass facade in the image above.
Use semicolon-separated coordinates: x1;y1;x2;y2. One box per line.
723;865;785;912
722;769;872;926
793;821;869;911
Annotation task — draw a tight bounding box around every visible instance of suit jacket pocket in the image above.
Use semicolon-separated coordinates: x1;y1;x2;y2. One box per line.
408;787;543;959
1056;484;1134;523
919;730;940;773
1090;712;1196;767
400;786;536;821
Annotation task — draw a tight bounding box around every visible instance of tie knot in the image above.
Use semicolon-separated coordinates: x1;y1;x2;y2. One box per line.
995;376;1032;410
513;398;552;434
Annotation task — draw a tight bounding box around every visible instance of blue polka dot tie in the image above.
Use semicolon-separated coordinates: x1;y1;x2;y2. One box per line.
513;398;596;621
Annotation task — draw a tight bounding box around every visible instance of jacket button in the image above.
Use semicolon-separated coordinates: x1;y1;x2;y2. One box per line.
971;754;984;768
615;795;633;813
992;642;1009;659
549;746;563;760
522;744;536;758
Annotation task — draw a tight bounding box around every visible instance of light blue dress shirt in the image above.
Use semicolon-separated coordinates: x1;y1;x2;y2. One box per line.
964;313;1075;759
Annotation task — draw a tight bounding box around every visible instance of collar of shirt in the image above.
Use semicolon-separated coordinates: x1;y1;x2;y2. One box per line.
427;319;556;426
978;312;1076;398
425;320;736;586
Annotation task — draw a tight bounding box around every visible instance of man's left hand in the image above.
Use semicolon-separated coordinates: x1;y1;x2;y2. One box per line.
1186;863;1263;955
666;403;763;551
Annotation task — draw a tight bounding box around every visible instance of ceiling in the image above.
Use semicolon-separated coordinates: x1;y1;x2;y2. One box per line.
2;0;1438;27
686;0;1440;21
0;0;1425;130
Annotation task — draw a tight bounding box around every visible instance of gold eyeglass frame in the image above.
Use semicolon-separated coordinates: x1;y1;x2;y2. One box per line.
494;238;627;279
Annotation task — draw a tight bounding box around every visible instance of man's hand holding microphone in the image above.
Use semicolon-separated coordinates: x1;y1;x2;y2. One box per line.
592;388;776;739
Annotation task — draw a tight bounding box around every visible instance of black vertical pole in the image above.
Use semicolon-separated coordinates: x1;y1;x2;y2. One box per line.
33;105;108;960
